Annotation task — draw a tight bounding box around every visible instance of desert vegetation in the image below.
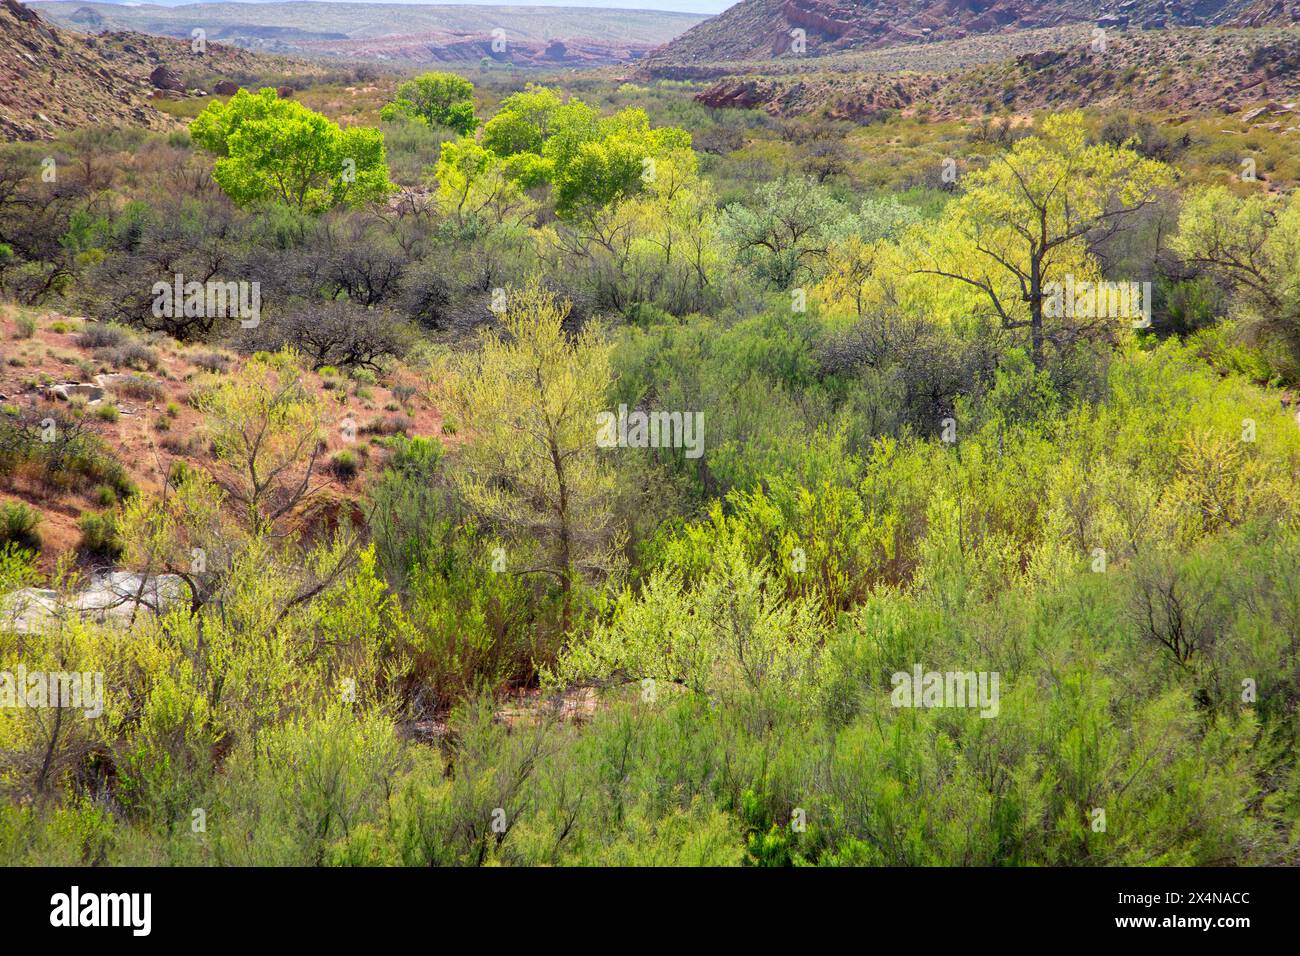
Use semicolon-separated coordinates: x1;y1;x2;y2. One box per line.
0;51;1298;870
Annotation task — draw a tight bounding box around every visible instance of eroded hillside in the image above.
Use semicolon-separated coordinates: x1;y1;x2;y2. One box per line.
1;0;334;140
645;0;1295;65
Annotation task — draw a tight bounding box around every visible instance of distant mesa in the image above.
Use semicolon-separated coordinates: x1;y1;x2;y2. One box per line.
68;5;103;28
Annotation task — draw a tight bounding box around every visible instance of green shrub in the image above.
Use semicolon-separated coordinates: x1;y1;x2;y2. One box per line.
330;450;358;481
77;510;123;561
0;501;41;553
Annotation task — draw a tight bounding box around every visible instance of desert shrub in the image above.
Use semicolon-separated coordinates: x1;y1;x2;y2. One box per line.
0;144;100;306
366;439;540;705
192;351;232;373
0;407;133;497
0;501;41;553
240;300;413;372
78;510;124;562
76;323;130;350
362;414;413;437
94;341;159;371
115;376;163;401
1096;111;1191;163
399;261;453;330
77;197;259;341
329;450;358;481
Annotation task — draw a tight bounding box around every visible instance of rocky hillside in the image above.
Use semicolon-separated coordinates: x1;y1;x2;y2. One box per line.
686;25;1300;120
646;0;1298;65
1;0;330;141
0;0;170;140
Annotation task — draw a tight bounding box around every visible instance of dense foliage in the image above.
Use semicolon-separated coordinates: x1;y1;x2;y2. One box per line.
1;74;1298;867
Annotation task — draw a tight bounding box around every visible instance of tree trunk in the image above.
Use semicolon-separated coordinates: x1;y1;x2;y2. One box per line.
1029;255;1045;371
549;433;573;635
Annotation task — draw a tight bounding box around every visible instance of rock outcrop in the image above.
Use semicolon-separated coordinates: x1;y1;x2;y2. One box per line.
644;0;1295;67
1;572;186;634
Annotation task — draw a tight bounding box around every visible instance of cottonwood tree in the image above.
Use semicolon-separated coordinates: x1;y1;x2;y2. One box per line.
547;151;721;316
432;139;537;230
446;281;621;632
380;72;478;135
918;112;1173;369
191;89;394;213
475;88;692;220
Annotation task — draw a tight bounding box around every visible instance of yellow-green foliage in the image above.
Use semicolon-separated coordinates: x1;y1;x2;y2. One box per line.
6;82;1300;870
445;280;622;628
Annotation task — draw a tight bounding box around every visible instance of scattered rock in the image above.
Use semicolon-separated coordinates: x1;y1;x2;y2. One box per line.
1;572;186;634
42;382;104;404
148;64;183;91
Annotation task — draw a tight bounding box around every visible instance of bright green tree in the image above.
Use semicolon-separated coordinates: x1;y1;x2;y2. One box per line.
431;139;535;229
551;108;691;220
380;72;478;135
480;84;564;157
191;89;394;213
476;86;691;220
